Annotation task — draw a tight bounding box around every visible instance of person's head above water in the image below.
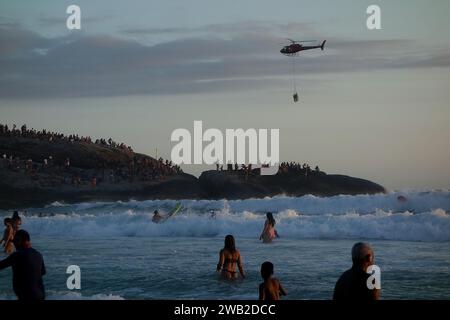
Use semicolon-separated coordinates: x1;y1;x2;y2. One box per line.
351;242;374;271
13;229;31;250
266;212;276;227
12;211;20;219
4;217;12;226
153;210;159;215
224;235;236;253
261;261;274;281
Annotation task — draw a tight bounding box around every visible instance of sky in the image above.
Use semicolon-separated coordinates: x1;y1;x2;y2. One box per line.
0;0;450;190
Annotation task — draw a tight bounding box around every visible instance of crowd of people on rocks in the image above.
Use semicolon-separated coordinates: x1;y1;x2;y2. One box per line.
0;123;182;186
215;161;322;179
0;123;133;152
278;161;321;177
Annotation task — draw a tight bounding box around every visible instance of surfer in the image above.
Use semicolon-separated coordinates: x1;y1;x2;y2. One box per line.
259;261;287;301
333;242;380;301
1;218;15;254
216;235;245;280
152;203;182;224
152;210;163;223
259;212;279;243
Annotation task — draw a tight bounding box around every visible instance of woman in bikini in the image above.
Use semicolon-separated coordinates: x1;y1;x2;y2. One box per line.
259;212;279;243
1;218;15;254
216;235;245;280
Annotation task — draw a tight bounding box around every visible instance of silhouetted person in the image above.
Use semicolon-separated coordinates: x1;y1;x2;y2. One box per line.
0;230;46;300
11;211;21;232
333;242;380;301
259;261;287;300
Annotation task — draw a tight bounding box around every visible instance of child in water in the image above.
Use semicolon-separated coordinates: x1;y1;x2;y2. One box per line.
259;261;287;301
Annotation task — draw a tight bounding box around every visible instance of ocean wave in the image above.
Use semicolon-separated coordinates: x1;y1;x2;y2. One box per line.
2;191;449;242
19;208;450;242
12;190;450;216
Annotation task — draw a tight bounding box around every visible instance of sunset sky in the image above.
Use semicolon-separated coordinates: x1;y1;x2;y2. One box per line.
1;0;450;189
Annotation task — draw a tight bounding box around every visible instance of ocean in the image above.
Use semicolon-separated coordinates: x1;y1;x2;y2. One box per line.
0;191;449;300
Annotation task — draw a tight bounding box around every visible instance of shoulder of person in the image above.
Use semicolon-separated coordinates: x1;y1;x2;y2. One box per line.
30;247;43;256
270;278;281;286
336;268;353;284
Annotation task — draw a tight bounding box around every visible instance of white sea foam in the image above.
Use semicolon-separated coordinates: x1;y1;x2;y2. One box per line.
4;191;450;242
47;292;125;300
0;291;125;300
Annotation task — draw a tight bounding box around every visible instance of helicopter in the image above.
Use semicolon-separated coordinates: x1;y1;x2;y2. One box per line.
280;39;326;102
280;39;326;55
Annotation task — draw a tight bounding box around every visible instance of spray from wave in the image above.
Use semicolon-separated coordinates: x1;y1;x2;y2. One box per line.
4;191;448;242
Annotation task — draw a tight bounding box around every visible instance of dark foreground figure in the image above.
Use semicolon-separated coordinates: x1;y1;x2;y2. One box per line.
333;242;380;301
259;261;287;301
0;230;46;300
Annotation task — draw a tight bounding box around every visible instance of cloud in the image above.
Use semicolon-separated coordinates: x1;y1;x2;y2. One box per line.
121;21;315;36
38;15;113;27
0;23;449;99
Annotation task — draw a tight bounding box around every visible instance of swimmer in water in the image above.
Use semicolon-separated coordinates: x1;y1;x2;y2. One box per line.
216;235;245;280
259;261;287;301
259;212;279;243
1;218;15;255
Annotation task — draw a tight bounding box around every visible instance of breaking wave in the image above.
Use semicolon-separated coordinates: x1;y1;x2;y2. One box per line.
4;190;449;242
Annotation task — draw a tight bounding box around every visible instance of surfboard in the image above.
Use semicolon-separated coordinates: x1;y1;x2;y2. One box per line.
160;202;183;223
